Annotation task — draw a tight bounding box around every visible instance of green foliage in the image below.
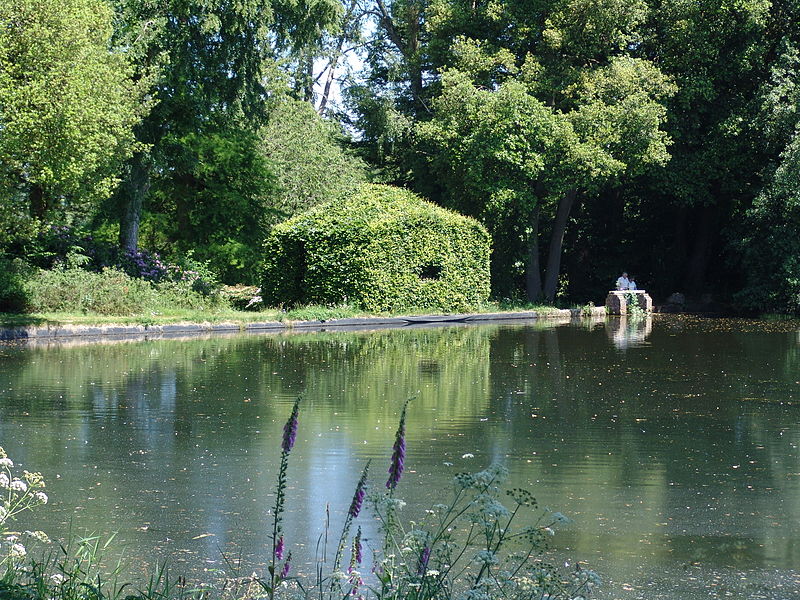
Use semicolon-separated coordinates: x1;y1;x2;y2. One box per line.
149;128;276;285
735;134;800;314
110;0;342;251
417;72;569;219
0;259;30;313
281;303;364;321
416;56;674;297
262;184;491;312
0;0;144;218
735;39;800;314
23;268;227;316
260;99;366;219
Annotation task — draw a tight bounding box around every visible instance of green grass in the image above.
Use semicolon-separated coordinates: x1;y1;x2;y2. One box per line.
0;301;581;330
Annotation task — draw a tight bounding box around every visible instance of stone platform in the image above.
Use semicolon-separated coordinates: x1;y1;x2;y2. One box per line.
606;290;653;315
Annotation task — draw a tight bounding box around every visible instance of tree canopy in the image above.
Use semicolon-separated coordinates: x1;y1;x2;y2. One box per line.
2;0;800;313
0;0;143;237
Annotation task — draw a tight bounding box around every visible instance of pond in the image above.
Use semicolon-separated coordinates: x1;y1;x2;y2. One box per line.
1;316;799;599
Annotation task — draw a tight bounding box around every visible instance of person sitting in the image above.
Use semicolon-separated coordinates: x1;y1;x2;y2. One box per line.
616;272;630;291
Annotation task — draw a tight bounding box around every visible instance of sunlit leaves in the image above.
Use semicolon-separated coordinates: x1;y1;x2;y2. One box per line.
0;0;144;216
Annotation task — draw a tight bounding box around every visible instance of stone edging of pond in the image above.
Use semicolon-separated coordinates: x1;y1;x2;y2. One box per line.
0;306;608;342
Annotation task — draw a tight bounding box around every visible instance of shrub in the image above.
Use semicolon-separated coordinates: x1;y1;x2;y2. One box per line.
262;184;491;313
24;267;159;315
23;267;226;315
0;258;29;312
14;224;222;304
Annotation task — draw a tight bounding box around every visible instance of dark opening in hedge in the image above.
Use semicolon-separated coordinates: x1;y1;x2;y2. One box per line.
420;264;442;280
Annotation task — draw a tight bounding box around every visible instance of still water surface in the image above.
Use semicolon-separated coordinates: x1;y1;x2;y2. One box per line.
1;316;799;599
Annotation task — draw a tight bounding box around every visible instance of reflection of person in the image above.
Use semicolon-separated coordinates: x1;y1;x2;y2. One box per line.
628;277;637;290
616;272;630;290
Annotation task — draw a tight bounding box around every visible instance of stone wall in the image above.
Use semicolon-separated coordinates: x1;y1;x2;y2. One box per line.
605;290;653;315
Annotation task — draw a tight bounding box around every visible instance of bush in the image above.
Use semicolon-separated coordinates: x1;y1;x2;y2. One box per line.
23;267;226;315
0;258;29;312
262;184;491;313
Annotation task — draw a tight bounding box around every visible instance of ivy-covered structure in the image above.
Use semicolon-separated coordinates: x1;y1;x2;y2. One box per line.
262;184;491;312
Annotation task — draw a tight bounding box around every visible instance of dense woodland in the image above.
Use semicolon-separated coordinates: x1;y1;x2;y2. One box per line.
1;0;799;314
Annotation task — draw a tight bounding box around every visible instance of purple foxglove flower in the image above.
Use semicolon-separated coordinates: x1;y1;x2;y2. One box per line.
275;535;284;560
282;399;300;453
280;552;292;578
417;546;430;575
386;402;409;490
348;462;370;518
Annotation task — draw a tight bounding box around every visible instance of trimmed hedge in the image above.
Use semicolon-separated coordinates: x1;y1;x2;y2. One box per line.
262;184;491;312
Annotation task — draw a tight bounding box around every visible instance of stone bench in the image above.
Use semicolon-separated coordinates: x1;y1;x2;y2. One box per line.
606;290;653;315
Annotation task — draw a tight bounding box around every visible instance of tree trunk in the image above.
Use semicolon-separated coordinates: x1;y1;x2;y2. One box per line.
29;184;47;219
374;0;424;111
318;0;360;114
119;153;151;252
525;204;543;302
543;188;577;302
303;53;314;103
406;1;423;111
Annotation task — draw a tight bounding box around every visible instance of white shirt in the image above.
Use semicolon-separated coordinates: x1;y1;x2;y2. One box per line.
628;280;637;290
616;276;630;290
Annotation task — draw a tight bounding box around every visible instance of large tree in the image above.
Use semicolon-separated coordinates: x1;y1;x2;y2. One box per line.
411;0;675;301
418;54;674;300
635;0;775;294
0;0;143;234
111;0;341;253
736;31;800;313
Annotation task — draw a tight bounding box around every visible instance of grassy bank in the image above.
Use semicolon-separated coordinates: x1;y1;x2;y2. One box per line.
0;301;570;330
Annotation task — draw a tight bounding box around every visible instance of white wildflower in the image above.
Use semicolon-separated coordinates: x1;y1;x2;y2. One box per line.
457;589;491;600
473;550;498;566
473;464;509;486
5;535;19;542
23;471;44;486
476;494;510;518
583;569;602;587
34;491;48;504
0;474;9;489
426;570;440;577
10;543;27;558
380;497;406;511
50;574;66;585
0;458;13;469
10;479;27;493
401;529;429;547
25;530;50;543
514;576;535;591
461;453;475;459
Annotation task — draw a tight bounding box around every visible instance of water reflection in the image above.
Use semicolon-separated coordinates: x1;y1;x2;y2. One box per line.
606;315;653;350
1;318;799;598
